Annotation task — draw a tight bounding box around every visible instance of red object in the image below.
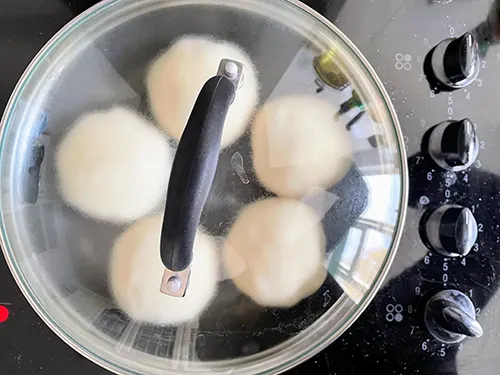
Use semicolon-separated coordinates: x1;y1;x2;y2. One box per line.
0;305;9;323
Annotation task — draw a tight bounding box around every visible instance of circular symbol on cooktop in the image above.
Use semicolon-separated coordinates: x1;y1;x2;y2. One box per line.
0;305;9;323
395;53;412;71
419;195;430;206
386;304;404;322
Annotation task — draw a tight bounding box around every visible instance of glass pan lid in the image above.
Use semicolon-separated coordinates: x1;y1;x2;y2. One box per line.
0;0;407;374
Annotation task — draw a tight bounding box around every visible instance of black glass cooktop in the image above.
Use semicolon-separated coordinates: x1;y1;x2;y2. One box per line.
2;1;500;374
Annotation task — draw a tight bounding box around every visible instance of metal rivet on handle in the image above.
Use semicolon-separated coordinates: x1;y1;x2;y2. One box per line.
224;61;238;78
166;276;182;293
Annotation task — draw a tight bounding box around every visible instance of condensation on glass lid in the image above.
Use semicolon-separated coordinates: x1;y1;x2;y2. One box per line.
0;0;406;374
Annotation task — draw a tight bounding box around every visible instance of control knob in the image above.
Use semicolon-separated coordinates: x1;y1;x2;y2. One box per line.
420;205;478;257
424;32;480;92
427;118;479;172
425;290;483;344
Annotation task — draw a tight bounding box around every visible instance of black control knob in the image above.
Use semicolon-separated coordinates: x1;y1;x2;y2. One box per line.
425;290;483;344
420;205;478;257
424;32;480;92
427;118;479;172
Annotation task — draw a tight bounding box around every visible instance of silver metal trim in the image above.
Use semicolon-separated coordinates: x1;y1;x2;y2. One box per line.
426;207;447;255
159;267;191;297
428;120;479;172
217;58;244;89
431;37;480;90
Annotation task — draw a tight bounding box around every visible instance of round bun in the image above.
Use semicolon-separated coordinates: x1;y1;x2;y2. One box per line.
223;198;326;307
56;107;171;223
251;95;352;198
109;214;219;325
147;35;259;148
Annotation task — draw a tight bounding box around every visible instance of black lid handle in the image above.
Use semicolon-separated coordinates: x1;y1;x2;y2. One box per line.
159;60;243;297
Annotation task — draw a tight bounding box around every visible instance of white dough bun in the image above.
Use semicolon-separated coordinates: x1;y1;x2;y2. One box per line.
147;35;259;148
56;107;171;223
109;214;219;325
251;95;352;198
223;198;327;307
